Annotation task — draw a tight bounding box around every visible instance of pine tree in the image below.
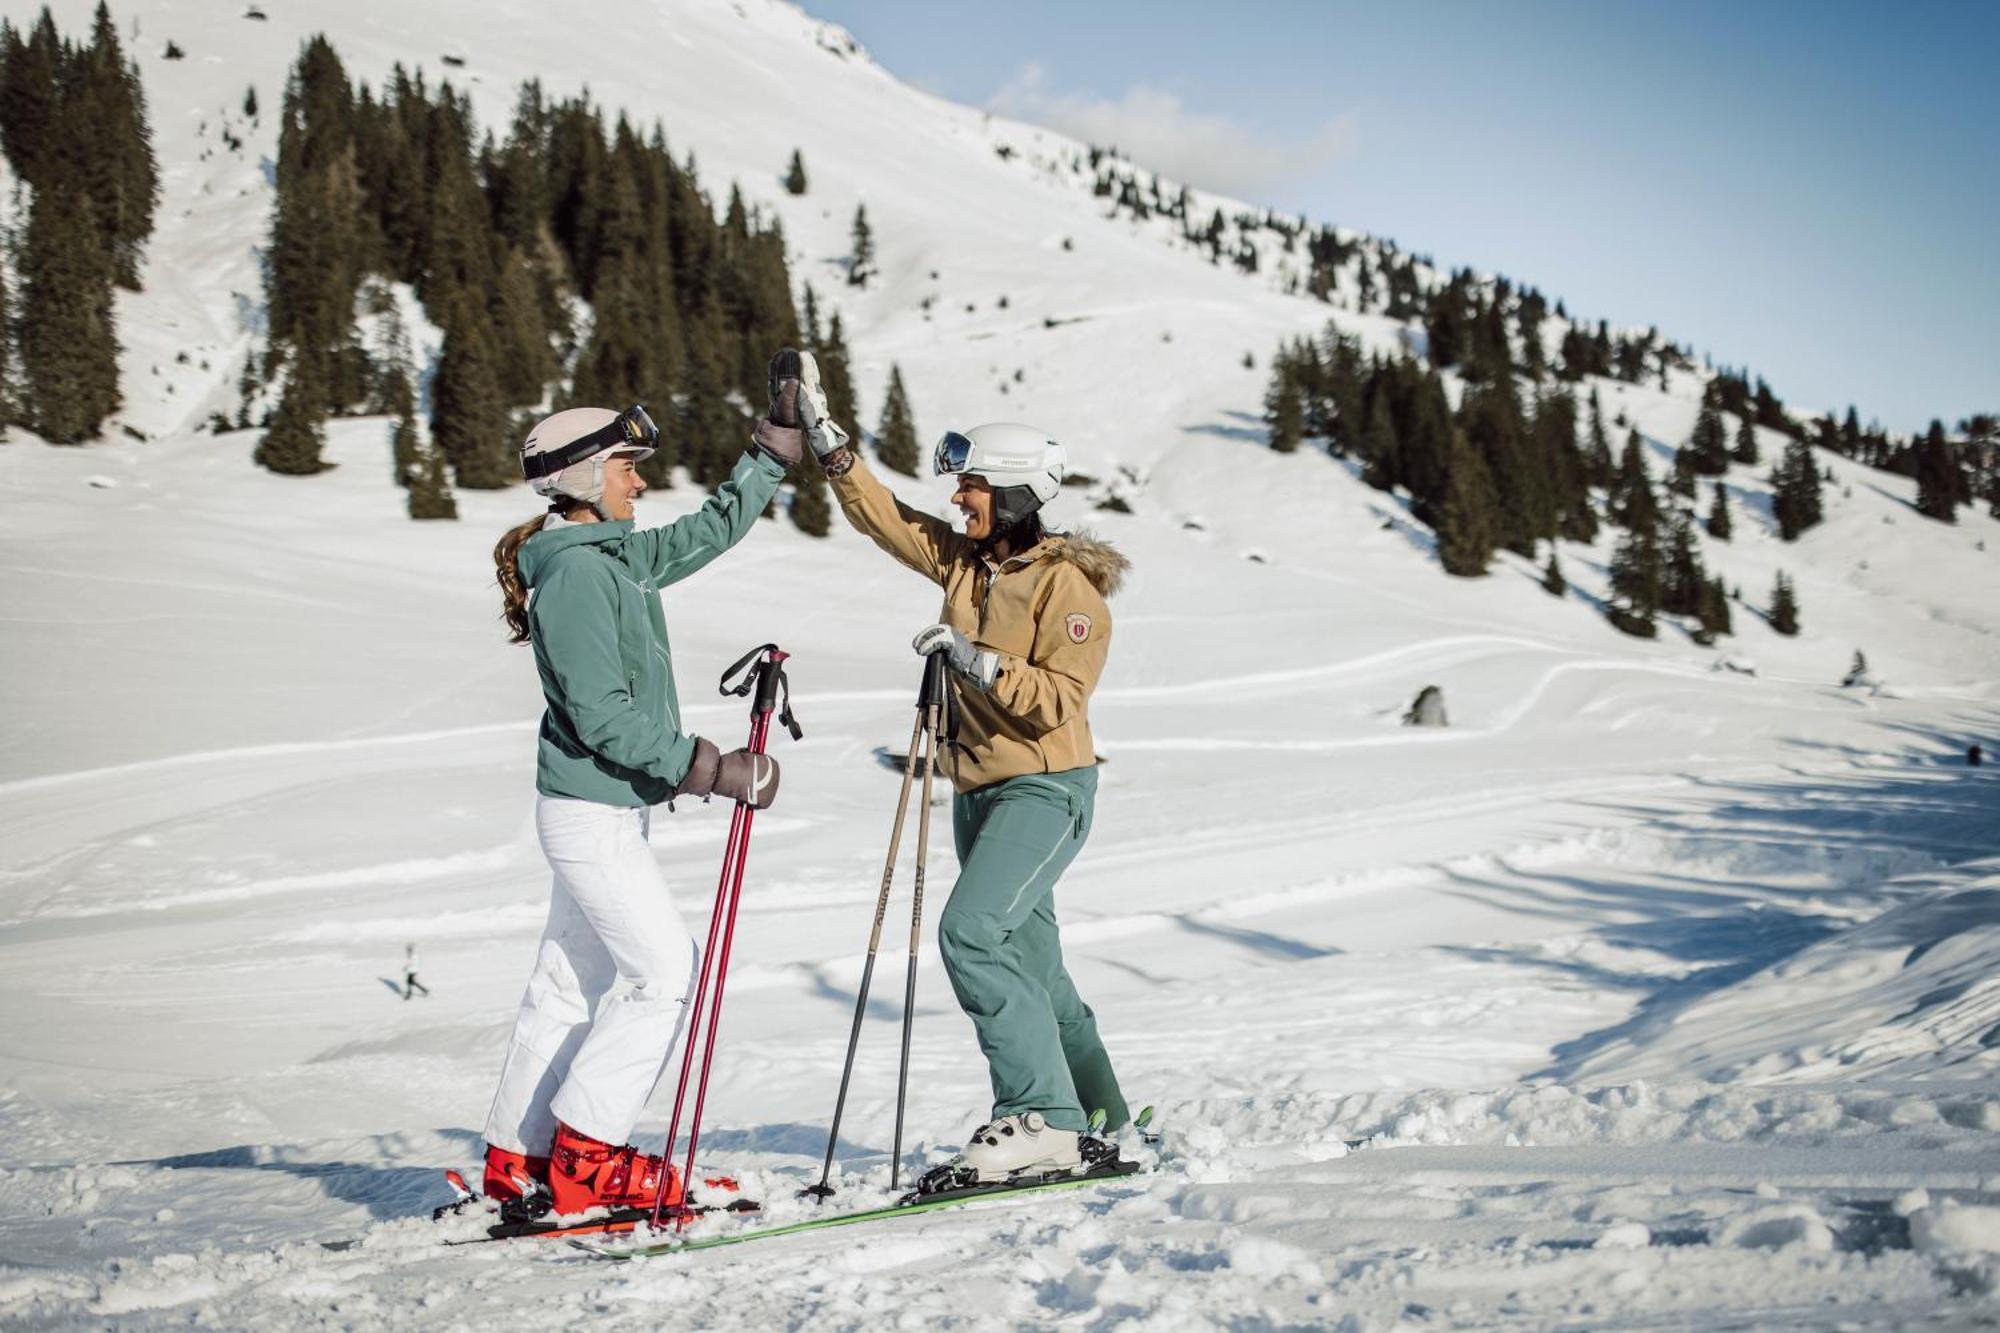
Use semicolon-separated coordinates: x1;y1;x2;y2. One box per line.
254;353;330;475
1534;387;1595;543
801;283;822;347
1606;517;1663;639
391;400;419;487
0;255;16;436
1914;418;1962;522
676;354;748;490
1705;479;1732;541
1423;274;1467;369
383;361;418;485
1610;430;1658;532
16;180;120;443
848;203;873;287
1669;447;1699;501
1462;373;1545;556
1400;365;1456;524
1769;570;1800;636
1320;329;1365;455
405;427;458;519
80;1;160;291
1434;428;1499;577
1687;381;1730;474
1584;388;1613;489
1661;509;1706;617
1358;383;1397;491
1770;437;1824;540
266;37;362;413
1263;348;1304;453
1732;412;1759;465
490;245;554;406
784;148;807;195
819;309;859;432
0;14;64;185
1695;574;1732;640
243;84;258;119
875;364;920;476
431;298;514;488
1293;338;1330;440
1541;547;1566;597
788;455;831;536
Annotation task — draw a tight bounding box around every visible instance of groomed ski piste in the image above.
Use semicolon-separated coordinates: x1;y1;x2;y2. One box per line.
2;0;1998;1327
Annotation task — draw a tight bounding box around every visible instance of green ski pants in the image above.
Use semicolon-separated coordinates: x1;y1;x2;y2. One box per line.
937;766;1128;1133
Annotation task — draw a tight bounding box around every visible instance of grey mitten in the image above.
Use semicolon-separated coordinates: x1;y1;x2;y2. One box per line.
751;349;807;466
768;348;804;426
676;737;780;808
677;736;723;798
713;748;780;808
751;418;803;467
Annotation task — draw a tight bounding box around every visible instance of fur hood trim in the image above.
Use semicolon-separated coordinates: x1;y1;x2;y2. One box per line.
1051;529;1129;598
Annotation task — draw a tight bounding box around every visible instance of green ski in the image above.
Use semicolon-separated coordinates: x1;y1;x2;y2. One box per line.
573;1160;1143;1260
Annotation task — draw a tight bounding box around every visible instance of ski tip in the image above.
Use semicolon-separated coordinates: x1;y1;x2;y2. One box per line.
443;1168;472;1199
1134;1105;1155;1131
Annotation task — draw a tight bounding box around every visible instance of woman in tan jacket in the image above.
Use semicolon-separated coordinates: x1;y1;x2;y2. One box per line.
776;354;1133;1183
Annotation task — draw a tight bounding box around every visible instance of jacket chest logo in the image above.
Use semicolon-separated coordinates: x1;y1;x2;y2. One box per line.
1064;612;1093;644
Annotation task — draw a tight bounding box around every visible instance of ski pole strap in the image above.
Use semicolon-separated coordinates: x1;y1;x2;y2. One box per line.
718;643;803;741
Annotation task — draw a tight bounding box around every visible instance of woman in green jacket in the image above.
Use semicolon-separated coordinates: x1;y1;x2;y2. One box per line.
481;404;794;1216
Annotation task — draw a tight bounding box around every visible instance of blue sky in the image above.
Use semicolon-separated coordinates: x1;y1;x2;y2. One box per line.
809;0;1996;434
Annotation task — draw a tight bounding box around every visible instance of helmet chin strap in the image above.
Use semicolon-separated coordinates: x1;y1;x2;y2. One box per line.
977;485;1044;553
988;484;1042;535
547;495;610;523
548;457;612;522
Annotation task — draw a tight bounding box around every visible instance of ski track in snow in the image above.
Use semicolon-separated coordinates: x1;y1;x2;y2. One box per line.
1;0;1998;1326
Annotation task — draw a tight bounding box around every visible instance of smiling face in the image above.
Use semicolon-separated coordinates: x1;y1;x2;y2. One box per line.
951;474;996;543
597;454;648;521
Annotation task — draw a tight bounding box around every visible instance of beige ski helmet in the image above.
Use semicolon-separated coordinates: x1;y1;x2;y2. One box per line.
520;405;658;506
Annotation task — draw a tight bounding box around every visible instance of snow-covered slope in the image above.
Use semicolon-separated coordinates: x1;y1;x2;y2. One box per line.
1;1;1997;1327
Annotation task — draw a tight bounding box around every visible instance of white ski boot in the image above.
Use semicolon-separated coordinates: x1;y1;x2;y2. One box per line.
959;1112;1081;1182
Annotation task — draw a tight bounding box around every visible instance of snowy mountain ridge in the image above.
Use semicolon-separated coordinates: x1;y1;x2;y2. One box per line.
1;0;1998;1326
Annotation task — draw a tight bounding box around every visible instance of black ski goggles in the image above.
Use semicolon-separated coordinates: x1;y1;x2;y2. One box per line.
522;405;658;481
933;430;974;476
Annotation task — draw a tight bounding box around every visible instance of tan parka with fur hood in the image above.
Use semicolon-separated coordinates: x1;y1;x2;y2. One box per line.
826;449;1128;793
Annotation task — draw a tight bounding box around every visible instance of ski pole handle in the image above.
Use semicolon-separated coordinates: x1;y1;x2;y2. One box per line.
917;651;947;711
721;643;802;742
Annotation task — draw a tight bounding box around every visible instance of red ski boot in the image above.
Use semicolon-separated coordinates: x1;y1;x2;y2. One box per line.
482;1145;550;1203
548;1121;683;1216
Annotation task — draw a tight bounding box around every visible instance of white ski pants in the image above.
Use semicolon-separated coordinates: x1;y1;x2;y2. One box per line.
484;797;698;1154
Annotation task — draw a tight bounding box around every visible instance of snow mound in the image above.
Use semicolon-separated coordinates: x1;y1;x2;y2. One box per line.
1911;1202;2000;1296
1571;865;2000;1082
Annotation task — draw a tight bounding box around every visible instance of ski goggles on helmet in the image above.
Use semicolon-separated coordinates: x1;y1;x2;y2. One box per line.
933;430;975;477
522;405;658;481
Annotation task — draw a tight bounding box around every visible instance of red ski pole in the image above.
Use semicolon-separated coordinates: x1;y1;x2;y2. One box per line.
649;645;798;1231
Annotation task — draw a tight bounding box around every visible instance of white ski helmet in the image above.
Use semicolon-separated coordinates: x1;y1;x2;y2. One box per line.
934;422;1067;534
521;405;658;507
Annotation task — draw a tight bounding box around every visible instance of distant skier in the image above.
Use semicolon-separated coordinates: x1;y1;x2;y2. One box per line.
479;403;797;1215
781;348;1133;1182
402;943;429;1000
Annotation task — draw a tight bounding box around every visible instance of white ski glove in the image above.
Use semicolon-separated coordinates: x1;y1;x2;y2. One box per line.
796;349;851;461
913;623;999;691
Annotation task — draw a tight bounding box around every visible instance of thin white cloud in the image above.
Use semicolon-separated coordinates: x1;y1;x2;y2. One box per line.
987;63;1355;204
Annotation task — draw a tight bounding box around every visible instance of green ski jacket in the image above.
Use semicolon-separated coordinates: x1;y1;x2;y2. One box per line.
518;449;785;807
